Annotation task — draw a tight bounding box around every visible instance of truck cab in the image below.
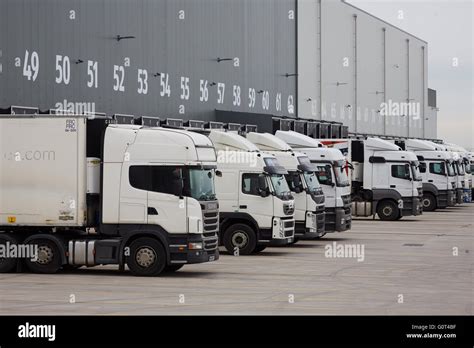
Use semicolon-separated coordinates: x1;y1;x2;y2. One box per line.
275;131;351;233
246;132;326;239
444;143;472;203
349;138;423;221
403;139;456;210
208;131;296;255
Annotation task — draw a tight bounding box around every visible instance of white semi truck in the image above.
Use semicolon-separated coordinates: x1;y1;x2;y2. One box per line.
246;132;326;239
208;130;296;255
398;139;456;211
0;115;220;276
321;138;423;221
275;131;352;233
443;143;472;203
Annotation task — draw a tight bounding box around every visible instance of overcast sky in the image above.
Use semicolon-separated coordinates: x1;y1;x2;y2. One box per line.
347;0;473;150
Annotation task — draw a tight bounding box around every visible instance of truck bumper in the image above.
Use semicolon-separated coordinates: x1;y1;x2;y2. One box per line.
401;196;423;217
169;233;219;265
325;207;352;233
295;209;326;239
463;188;471;203
259;226;295;246
438;189;455;209
456;188;463;204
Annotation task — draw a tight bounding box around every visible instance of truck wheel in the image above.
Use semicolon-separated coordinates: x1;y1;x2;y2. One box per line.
164;264;184;273
377;201;399;221
223;224;257;255
24;239;62;274
422;193;436;212
126;237;166;276
0;234;19;273
253;245;267;253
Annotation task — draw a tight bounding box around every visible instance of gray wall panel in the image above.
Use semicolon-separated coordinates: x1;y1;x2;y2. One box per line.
0;0;296;120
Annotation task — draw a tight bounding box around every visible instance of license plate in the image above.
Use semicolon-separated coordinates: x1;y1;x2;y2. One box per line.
208;255;216;261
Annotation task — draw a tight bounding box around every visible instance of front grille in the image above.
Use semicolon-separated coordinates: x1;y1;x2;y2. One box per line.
200;201;219;234
341;194;351;206
316;205;325;213
283;203;295;215
203;234;218;251
281;218;295;237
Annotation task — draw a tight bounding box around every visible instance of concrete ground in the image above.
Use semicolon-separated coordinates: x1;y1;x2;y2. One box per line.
0;205;472;315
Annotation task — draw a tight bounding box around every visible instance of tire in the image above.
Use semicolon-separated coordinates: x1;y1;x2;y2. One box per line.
24;238;62;274
422;193;437;212
223;224;257;255
164;264;184;273
253;245;267;253
0;234;19;273
126;237;166;276
377;200;399;221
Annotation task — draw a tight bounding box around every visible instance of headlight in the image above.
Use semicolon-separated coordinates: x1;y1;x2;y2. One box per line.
188;242;203;250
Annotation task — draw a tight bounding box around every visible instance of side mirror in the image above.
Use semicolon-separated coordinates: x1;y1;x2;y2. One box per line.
216;170;222;178
259;188;270;198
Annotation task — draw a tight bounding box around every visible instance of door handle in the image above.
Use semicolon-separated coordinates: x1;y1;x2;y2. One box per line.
148;207;158;215
428;180;433;183
239;205;247;209
390;185;396;188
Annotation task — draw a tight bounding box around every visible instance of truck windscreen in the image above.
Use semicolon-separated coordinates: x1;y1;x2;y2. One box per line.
411;163;422;181
303;171;321;192
186;168;217;201
447;162;456;176
334;162;350;187
270;174;291;199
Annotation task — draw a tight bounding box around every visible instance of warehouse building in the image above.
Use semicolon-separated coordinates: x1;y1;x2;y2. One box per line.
0;0;437;139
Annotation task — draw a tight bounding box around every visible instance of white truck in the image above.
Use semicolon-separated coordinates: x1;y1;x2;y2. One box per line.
444;143;472;203
399;139;456;211
246;132;326;239
321;138;423;221
275;131;352;233
208;130;296;255
0;115;220;276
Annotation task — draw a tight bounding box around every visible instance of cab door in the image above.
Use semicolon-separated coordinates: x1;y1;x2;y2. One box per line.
238;172;273;229
388;163;413;199
119;163;148;224
427;161;448;190
145;166;187;234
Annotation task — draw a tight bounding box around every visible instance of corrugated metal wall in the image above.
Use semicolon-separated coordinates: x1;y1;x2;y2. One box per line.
297;0;430;138
0;0;297;120
0;0;436;138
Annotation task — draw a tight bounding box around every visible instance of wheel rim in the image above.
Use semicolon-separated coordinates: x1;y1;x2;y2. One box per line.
382;206;393;217
36;245;54;265
422;198;431;208
232;231;249;249
135;247;156;268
